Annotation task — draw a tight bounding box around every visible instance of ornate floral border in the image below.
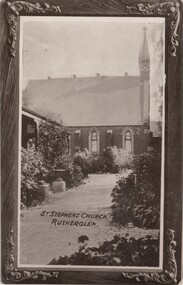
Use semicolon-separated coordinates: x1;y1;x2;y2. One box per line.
126;1;180;56
3;0;180;283
5;228;177;283
5;0;181;57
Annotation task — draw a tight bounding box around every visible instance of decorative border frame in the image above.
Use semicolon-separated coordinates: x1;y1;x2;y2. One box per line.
6;1;180;57
5;228;177;283
1;0;182;283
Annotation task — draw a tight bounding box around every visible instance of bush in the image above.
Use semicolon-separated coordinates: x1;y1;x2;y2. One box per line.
73;153;90;177
54;154;84;188
101;146;133;173
49;234;159;266
38;120;85;188
39;155;85;189
116;147;134;170
38;120;70;167
111;151;161;229
87;155;106;174
101;147;117;173
21;121;86;207
21;141;48;207
76;146;133;174
73;149;107;174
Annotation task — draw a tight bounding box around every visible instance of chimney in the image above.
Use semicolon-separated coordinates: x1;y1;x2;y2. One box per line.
96;73;100;78
125;72;128;77
71;74;76;78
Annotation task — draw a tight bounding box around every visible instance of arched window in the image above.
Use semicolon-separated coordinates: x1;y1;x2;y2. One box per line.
122;127;134;153
91;131;98;153
89;128;100;154
124;130;132;153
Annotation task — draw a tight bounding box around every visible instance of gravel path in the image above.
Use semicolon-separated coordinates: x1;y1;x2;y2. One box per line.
20;174;159;265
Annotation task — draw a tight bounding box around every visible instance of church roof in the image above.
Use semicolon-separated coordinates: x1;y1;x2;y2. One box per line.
23;75;142;126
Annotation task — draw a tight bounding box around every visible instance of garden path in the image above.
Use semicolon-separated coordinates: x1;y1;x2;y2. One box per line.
20;173;158;265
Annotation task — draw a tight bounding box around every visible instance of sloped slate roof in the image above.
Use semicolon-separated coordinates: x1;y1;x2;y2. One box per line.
23;76;142;126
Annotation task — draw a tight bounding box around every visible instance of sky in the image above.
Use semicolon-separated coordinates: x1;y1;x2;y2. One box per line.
21;17;165;124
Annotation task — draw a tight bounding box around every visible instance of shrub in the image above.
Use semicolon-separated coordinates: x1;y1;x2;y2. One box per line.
38;119;70;168
111;174;136;225
21;120;86;207
49;234;159;266
56;154;84;188
116;148;134;170
37;153;85;189
100;146;133;173
87;155;106;174
38;120;85;188
101;147;117;173
79;146;133;174
111;151;161;229
73;153;90;177
73;149;107;174
21;141;48;207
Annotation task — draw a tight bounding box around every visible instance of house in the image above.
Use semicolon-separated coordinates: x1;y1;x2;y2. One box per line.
22;107;46;148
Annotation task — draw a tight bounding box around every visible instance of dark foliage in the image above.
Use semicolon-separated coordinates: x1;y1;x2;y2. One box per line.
111;151;161;229
87;155;106;174
21;120;86;207
21;141;48;207
38;120;85;188
73;154;91;177
38;120;70;167
49;234;159;266
78;235;89;243
100;147;116;173
75;146;133;174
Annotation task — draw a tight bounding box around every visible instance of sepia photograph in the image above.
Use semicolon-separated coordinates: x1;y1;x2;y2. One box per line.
19;16;165;268
1;0;183;283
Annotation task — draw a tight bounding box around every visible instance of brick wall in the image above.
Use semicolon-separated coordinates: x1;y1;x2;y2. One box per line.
68;125;151;155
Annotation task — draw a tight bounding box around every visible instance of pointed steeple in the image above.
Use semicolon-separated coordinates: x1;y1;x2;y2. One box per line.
139;27;150;127
139;27;150;79
139;27;150;60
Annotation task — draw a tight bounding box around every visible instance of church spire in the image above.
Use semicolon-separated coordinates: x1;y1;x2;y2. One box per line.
139;27;150;127
139;27;150;81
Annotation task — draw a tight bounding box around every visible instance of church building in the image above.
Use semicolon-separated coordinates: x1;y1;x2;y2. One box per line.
22;28;153;155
